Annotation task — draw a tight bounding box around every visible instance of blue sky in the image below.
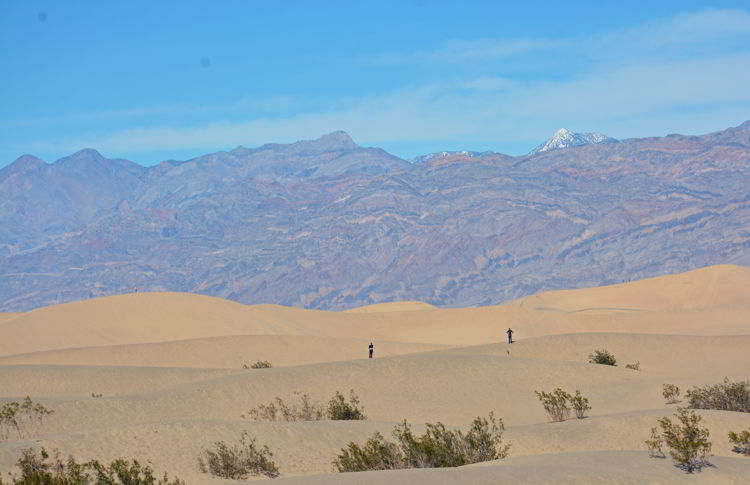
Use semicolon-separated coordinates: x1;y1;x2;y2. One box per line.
2;0;750;167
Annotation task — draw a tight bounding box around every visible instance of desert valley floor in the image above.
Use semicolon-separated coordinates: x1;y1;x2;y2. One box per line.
1;264;750;484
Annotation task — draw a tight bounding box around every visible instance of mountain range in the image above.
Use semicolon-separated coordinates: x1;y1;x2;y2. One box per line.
2;122;749;311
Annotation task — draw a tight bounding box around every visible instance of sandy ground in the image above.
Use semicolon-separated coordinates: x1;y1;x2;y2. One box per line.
1;264;749;484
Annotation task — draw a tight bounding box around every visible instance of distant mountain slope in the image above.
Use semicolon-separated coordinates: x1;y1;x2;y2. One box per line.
530;128;616;154
1;123;750;311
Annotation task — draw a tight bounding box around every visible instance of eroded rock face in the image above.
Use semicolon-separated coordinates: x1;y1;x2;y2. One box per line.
2;124;750;311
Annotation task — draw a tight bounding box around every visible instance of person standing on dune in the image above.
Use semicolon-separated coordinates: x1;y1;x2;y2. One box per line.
507;328;514;344
368;342;374;359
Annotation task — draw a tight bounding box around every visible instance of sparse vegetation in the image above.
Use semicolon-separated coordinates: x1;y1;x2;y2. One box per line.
646;408;712;473
728;428;750;456
249;360;273;369
244;392;324;421
569;390;592;419
645;426;665;458
685;378;750;412
3;447;183;484
327;390;367;421
0;397;54;440
625;361;640;371
243;390;367;422
535;388;591;421
588;349;617;366
662;384;681;404
333;413;509;472
91;392;103;398
198;432;279;479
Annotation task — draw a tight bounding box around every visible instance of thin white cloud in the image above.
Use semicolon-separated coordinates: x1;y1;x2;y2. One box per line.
611;8;750;51
369;38;566;64
24;9;750;158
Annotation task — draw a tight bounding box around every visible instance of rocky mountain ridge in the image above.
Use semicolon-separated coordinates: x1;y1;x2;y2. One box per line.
1;122;749;311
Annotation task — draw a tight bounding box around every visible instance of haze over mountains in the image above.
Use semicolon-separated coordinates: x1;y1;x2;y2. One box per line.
2;122;750;311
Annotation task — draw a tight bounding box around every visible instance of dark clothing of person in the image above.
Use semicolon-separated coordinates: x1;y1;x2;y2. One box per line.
507;328;514;344
368;343;374;359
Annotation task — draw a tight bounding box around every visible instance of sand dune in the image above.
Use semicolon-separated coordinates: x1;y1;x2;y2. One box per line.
0;335;448;369
1;264;749;484
0;313;22;325
343;301;437;313
269;452;750;484
513;264;750;313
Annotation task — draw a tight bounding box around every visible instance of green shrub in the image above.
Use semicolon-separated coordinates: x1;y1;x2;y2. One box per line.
249;360;273;369
535;389;591;421
333;432;404;472
3;447;183;484
333;413;509;472
327;390;367;421
0;397;54;441
570;390;591;419
535;388;571;422
198;432;279;479
686;378;750;412
646;408;712;473
588;349;617;366
662;384;681;404
244;392;324;422
645;426;665;458
728;428;750;456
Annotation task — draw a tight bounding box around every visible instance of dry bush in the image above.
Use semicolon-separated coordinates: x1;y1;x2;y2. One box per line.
198;432;279;479
728;428;750;456
625;361;640;370
569;390;591;419
535;388;571;422
249;360;273;369
244;392;324;422
3;447;183;484
333;413;509;472
0;397;54;441
332;432;404;472
662;384;681;404
686;378;750;412
646;408;712;473
244;390;367;422
645;426;665;458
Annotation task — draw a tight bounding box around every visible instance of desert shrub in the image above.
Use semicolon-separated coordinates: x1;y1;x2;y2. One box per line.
535;388;571;422
570;390;591;419
686;378;750;412
4;447;183;484
625;361;640;370
728;428;750;456
327;390;367;421
333;413;509;472
249;360;273;369
535;389;591;421
333;432;405;472
645;426;665;458
198;432;279;479
647;408;712;473
662;384;681;404
244;392;324;422
0;397;54;440
588;349;617;366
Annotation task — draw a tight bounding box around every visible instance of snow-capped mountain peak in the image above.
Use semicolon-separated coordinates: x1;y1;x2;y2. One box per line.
530;128;616;154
